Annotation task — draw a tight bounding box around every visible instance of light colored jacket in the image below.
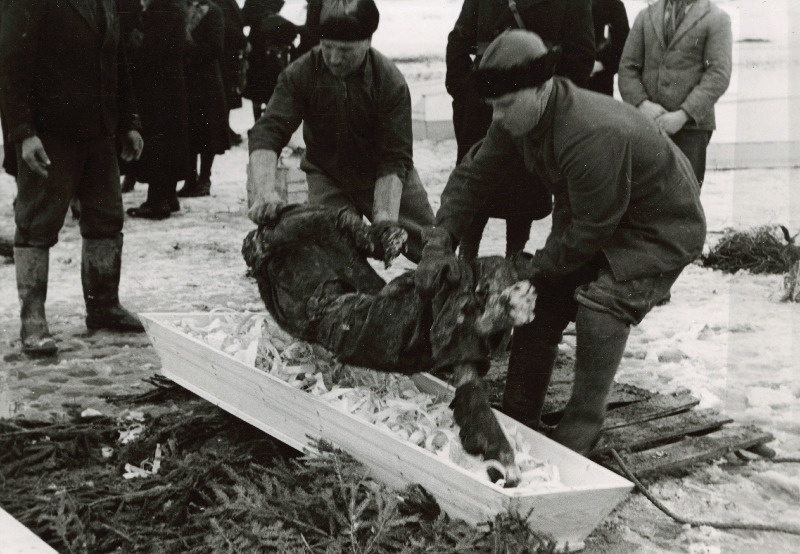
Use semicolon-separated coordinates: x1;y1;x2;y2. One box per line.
618;0;732;131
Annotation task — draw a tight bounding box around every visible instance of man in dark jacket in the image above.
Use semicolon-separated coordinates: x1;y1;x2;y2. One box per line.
445;0;595;262
588;0;629;96
247;0;434;263
417;30;706;454
0;0;145;356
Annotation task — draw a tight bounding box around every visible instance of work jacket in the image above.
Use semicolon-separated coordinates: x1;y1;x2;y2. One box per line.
437;78;707;282
248;47;413;191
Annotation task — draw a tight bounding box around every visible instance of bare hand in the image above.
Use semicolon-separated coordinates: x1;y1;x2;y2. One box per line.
21;136;51;179
120;130;144;161
655;110;689;136
637;100;668;122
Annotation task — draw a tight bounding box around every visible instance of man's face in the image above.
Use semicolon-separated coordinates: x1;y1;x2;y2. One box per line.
487;84;550;137
320;39;371;78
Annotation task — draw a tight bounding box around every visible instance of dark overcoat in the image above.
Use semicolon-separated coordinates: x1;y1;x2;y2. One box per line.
0;0;139;143
214;0;246;109
128;0;188;183
241;0;288;106
588;0;629;95
185;1;230;155
437;78;707;282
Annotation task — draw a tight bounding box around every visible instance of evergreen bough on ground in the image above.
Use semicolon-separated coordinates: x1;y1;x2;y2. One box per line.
701;225;799;275
0;380;561;554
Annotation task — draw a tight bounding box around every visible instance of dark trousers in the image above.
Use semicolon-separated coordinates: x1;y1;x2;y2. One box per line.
14;133;123;248
670;128;712;187
452;95;537;259
588;70;615;97
306;168;435;263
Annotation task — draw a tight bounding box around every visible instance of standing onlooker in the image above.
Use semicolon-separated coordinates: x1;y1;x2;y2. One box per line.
588;0;629;96
126;0;190;219
242;0;295;121
0;0;145;356
618;0;732;187
0;0;16;177
445;0;595;261
179;0;231;197
118;0;144;193
214;0;248;145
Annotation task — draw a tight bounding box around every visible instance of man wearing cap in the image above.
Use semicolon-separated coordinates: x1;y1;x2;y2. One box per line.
416;30;706;454
246;0;434;262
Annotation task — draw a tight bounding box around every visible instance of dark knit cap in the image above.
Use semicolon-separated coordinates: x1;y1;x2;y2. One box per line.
318;0;380;41
473;30;562;99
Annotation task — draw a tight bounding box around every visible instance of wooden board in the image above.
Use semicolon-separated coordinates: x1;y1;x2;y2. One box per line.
609;424;775;476
591;409;734;456
602;391;699;430
141;313;633;552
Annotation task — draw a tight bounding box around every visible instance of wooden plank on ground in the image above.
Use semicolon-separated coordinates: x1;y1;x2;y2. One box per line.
609;424;774;476
544;382;650;416
602;390;700;430
591;409;733;456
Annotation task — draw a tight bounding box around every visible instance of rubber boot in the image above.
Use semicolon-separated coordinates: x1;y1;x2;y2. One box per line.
502;333;558;430
14;247;58;356
81;235;144;332
551;306;630;454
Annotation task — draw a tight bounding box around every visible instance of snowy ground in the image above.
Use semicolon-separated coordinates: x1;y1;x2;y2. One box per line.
2;0;800;552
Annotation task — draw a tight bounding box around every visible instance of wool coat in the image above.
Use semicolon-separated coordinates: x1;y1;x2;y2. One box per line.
242;0;291;106
436;78;707;282
128;0;189;183
588;0;629;95
618;0;732;131
0;0;139;143
248;47;413;192
215;0;247;109
185;1;231;155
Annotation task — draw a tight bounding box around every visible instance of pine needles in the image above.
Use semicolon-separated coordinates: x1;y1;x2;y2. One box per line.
1;394;560;553
702;225;800;274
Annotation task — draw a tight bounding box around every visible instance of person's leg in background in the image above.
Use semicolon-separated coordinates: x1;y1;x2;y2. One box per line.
197;152;215;196
458;211;489;261
13;133;83;355
76;136;143;332
669;128;712;187
177;152;199;197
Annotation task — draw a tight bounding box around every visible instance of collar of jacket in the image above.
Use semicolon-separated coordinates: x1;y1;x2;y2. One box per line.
650;0;711;50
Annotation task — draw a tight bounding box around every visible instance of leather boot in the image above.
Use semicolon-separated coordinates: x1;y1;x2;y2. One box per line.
551;306;630;454
81;235;144;332
502;333;558;430
15;247;58;356
176;171;198;197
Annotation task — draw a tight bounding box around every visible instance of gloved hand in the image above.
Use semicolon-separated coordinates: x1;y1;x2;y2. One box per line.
415;226;461;295
369;221;407;268
248;199;286;226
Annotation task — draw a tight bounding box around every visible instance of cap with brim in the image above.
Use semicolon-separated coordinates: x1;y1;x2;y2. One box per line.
318;0;380;41
473;30;562;99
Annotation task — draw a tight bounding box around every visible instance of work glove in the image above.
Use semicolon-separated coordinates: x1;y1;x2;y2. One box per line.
415;226;461;295
369;221;407;268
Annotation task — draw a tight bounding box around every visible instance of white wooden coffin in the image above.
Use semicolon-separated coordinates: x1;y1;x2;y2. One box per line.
141;313;633;551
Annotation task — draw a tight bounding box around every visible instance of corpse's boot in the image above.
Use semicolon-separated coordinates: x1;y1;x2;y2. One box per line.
502;331;559;430
15;247;58;356
81;235;144;332
550;306;630;455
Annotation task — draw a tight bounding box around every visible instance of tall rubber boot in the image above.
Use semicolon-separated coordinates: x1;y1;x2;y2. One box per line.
551;306;630;454
502;333;558;430
81;235;144;332
14;247;58;356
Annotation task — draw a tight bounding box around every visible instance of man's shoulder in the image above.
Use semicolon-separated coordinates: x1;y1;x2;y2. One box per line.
368;48;409;88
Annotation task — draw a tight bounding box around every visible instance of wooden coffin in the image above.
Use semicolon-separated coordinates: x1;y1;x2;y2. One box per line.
141;313;633;551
